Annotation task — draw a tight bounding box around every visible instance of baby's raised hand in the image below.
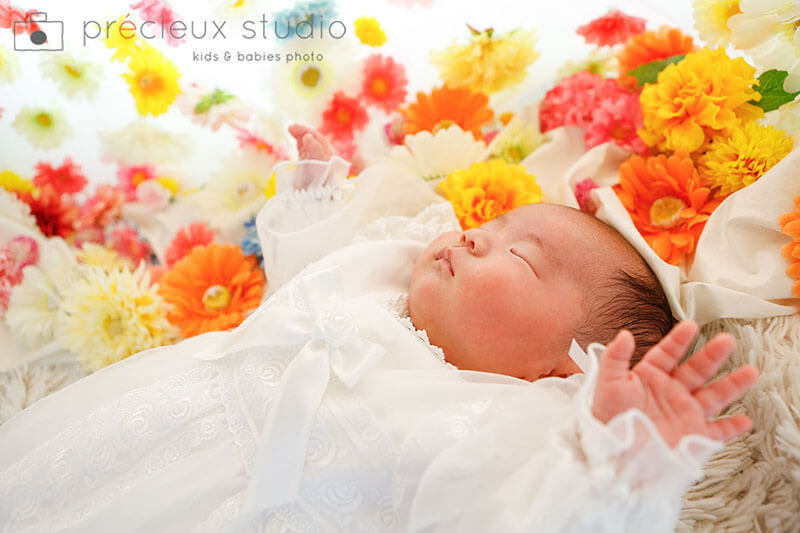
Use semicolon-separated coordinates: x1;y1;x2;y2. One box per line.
592;321;759;447
288;123;334;162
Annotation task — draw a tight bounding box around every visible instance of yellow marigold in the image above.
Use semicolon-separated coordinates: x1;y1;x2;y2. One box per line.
0;169;35;194
56;264;174;371
638;47;763;154
697;121;793;196
779;195;800;298
439;159;542;229
430;27;539;95
123;45;181;116
354;16;387;47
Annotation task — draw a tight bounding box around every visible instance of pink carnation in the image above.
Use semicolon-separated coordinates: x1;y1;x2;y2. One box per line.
574;178;599;215
584;91;648;155
576;9;646;47
110;224;152;266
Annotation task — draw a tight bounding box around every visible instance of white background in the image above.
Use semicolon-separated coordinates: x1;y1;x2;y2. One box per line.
0;0;696;188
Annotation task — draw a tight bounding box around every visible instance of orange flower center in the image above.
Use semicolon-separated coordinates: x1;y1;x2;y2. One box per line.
202;284;231;310
64;64;81;78
433;119;457;133
231;0;246;7
335;109;352;124
370;77;388;96
610;123;631;140
103;314;125;337
233;181;258;203
300;66;321;88
138;72;164;93
132;171;149;186
649;196;687;229
35;112;52;128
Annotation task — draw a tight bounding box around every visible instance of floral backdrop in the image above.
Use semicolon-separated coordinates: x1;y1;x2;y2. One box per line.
1;0;799;373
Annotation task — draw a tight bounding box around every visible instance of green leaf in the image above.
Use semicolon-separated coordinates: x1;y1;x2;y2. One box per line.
626;54;686;86
194;88;235;115
751;69;800;112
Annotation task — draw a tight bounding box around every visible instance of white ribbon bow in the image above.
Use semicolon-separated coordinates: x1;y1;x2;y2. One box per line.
195;266;385;516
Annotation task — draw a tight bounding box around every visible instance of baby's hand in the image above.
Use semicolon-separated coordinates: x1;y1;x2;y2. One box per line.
288;123;334;162
592;321;759;447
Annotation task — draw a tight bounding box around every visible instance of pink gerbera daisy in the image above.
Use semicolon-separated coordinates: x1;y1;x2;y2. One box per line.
33;157;87;195
109;223;152;266
117;164;156;201
319;91;369;144
165;222;214;267
360;55;408;113
234;127;289;160
576;9;646;47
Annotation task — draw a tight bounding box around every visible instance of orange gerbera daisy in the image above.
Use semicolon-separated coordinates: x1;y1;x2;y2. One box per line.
158;243;266;337
779;195;800;298
400;85;494;140
617;25;696;89
614;151;722;265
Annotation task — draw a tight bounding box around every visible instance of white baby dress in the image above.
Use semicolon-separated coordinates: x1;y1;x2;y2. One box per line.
0;158;721;532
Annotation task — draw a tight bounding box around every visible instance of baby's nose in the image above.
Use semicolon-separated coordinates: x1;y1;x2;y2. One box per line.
462;229;488;255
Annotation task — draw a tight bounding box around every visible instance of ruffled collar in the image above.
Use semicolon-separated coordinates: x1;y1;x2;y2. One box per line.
383;293;457;370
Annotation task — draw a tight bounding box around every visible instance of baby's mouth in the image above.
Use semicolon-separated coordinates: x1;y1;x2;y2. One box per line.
435;246;455;276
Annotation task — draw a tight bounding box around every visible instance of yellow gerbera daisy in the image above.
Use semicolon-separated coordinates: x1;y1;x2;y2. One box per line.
0;169;35;194
56;264;175;371
697;121;794;196
354;16;387;47
439;158;543;229
123;45;182;116
431;27;539;95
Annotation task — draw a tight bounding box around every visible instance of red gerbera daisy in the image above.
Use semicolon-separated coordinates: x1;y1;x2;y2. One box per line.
33;157;87;195
165;222;214;267
19;184;79;238
319;91;369;144
360;55;408;113
117;164;156;201
576;9;646;47
0;3;41;35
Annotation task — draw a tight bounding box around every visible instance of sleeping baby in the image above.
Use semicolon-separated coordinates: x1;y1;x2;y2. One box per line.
0;124;758;532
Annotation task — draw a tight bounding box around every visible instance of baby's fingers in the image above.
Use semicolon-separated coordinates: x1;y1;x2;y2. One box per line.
640;320;698;374
694;365;759;417
673;332;736;392
597;329;635;382
707;414;753;442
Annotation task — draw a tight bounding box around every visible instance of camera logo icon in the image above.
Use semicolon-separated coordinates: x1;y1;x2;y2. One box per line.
13;12;64;52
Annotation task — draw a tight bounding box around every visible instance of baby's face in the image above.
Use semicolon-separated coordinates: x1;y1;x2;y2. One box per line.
409;203;624;381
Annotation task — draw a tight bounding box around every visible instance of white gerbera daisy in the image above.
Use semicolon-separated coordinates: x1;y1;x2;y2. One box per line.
0;189;38;231
387;125;486;186
176;82;251;131
693;0;742;47
5;238;78;347
0;44;20;84
99;119;193;166
39;50;102;99
12;106;71;150
193;147;280;233
556;47;619;80
270;38;360;124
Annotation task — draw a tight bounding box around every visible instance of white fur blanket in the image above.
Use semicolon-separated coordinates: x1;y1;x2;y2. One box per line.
1;316;798;531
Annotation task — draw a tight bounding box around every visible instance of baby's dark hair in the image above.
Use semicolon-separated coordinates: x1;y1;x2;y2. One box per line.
573;213;675;367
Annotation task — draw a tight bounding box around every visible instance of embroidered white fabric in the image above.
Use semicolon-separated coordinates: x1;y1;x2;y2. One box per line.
0;158;721;532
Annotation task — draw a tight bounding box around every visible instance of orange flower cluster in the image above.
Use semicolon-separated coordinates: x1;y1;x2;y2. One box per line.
617;26;696;89
401;85;494;140
779;195;800;298
614;151;721;265
158;243;266;337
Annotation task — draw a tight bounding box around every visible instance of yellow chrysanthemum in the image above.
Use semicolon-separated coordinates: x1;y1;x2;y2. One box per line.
104;16;146;62
638;47;762;154
75;243;128;271
697;121;793;196
56;264;174;371
439;159;543;229
693;0;741;46
123;45;182;116
431;28;539;95
0;170;35;194
354;16;387;47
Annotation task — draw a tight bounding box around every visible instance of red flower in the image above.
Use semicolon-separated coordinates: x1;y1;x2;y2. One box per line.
117;164;156;201
165;222;214;267
19;184;79;238
360;55;408;113
0;2;42;35
319;91;369;144
33;157;87;195
78;184;125;229
109;224;152;266
576;9;646;46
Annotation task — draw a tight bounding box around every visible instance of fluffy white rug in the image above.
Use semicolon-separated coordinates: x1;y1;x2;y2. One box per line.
1;316;798;531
